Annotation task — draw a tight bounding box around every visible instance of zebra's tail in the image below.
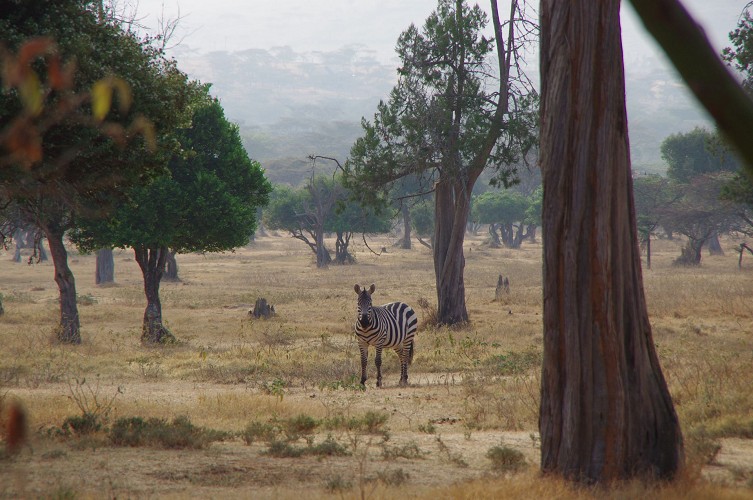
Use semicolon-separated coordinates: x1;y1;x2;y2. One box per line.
407;340;414;365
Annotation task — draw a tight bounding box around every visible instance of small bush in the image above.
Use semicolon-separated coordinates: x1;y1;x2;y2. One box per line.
284;413;318;440
486;445;526;472
110;416;228;449
241;420;279;445
61;413;102;436
308;435;349;456
376;468;410;486
382;440;424;460
325;475;352;493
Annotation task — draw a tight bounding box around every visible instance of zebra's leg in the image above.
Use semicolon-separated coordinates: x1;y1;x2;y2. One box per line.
375;346;383;388
397;346;408;387
359;341;369;386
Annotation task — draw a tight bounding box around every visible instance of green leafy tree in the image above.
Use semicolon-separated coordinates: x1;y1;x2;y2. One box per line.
264;175;340;268
345;0;538;325
328;200;391;264
0;1;188;343
661;127;738;183
264;174;389;266
632;175;676;268
472;190;531;248
73;92;271;343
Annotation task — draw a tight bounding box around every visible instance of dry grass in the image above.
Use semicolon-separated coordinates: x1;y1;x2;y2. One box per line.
1;233;753;497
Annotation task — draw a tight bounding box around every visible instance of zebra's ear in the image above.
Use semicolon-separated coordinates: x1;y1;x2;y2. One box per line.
368;284;376;295
354;284;361;294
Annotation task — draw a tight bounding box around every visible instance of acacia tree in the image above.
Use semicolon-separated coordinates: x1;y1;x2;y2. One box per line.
264;176;340;268
345;0;537;325
73;92;271;343
633;174;676;268
0;2;184;343
539;0;683;482
472;189;532;248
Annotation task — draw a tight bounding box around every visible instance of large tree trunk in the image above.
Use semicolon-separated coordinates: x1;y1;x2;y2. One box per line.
95;248;115;284
707;232;724;256
539;0;683;483
134;245;175;343
400;203;412;249
45;225;81;344
488;223;502;248
433;179;469;325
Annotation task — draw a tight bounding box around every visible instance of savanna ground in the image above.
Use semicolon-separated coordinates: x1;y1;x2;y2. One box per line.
1;230;753;499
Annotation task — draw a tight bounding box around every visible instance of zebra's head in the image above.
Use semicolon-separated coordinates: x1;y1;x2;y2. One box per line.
354;283;376;327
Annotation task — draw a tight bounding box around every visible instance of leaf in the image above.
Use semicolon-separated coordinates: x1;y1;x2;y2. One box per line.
91;79;113;121
18;71;43;116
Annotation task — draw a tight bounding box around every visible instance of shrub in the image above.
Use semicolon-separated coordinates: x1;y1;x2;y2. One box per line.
486;445;526;472
109;416;228;449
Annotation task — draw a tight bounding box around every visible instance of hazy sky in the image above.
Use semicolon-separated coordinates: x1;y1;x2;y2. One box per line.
133;0;745;71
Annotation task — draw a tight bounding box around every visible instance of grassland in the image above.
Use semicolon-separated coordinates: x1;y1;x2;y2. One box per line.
1;231;753;499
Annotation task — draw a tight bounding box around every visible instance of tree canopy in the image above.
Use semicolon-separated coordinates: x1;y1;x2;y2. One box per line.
0;0;192;343
72;89;272;342
345;0;537;325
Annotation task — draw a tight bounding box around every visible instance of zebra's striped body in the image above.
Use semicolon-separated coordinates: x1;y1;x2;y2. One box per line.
354;284;418;388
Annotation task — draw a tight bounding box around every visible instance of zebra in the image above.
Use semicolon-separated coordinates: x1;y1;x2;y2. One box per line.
353;283;418;388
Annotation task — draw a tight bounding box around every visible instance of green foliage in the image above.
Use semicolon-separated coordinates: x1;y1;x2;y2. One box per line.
722;7;753;93
472;190;530;225
485;350;542;376
486;444;527;472
661;127;739;183
344;0;537;205
109;415;229;449
73;93;271;254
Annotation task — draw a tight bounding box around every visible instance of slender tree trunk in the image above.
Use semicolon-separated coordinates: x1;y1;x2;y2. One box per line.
134;245;175;343
335;231;355;264
433;179;469;325
400;204;412;249
45;225;81;344
163;249;180;281
95;248;115;284
12;229;23;262
314;224;332;268
539;0;683;482
488;223;501;248
646;234;652;269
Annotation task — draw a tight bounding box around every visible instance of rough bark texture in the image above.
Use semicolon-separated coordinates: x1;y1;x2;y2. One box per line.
95;248;115;284
539;0;683;482
45;226;81;344
134;246;175;344
433;179;470;325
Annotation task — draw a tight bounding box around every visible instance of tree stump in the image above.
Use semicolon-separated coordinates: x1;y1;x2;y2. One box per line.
250;298;275;319
495;274;510;300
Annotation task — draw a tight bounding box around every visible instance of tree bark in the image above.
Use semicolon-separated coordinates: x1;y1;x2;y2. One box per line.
334;231;355;264
400;203;412;249
488;223;501;248
45;225;81;344
707;232;724;256
163;249;180;281
674;238;704;266
433;179;469;325
134;245;175;343
95;248;115;284
539;0;683;483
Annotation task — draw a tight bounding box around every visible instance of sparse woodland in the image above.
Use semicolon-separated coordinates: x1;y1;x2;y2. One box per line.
3;0;753;497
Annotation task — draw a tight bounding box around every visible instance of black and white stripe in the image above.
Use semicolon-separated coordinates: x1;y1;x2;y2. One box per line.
353;283;418;388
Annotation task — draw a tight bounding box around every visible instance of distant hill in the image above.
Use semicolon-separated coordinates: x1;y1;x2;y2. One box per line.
170;44;713;185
